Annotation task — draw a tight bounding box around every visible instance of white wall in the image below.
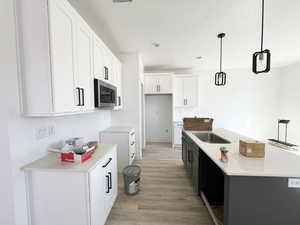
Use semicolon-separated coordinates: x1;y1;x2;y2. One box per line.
111;53;144;159
0;1;17;224
174;68;281;141
1;1;112;225
278;62;300;145
145;95;172;143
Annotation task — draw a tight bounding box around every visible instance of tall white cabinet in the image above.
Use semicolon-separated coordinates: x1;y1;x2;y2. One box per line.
23;144;118;225
173;76;198;107
17;0;122;116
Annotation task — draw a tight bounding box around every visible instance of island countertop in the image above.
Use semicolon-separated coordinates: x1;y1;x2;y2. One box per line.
184;128;300;177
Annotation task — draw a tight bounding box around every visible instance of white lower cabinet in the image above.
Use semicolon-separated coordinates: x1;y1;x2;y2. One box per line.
23;146;117;225
100;127;136;172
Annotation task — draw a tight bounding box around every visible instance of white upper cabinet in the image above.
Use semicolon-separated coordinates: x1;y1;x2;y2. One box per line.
17;0;122;116
74;17;93;111
113;57;123;110
173;76;198;107
93;36;105;80
103;47;114;84
48;0;77;113
144;73;173;94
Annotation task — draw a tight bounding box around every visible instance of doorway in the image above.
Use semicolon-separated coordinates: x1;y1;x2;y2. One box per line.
145;95;172;144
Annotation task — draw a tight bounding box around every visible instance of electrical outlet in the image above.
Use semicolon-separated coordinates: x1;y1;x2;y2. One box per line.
36;127;48;140
288;178;300;188
48;126;55;136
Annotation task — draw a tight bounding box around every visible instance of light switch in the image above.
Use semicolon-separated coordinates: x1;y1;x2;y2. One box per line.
36;127;48;140
288;178;300;188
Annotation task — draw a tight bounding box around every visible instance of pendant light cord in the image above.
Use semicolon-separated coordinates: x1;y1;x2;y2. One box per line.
261;0;264;51
220;37;223;72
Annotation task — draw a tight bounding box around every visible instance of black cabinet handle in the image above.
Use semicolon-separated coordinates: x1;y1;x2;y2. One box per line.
76;87;81;106
81;88;85;106
108;172;112;190
106;175;110;193
118;96;121;106
102;158;112;168
131;142;135;146
104;66;109;80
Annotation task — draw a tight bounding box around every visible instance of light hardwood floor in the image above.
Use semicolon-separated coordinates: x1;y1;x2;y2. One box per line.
105;142;213;225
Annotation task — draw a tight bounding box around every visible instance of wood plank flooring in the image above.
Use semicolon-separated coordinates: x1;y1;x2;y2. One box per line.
105;142;213;225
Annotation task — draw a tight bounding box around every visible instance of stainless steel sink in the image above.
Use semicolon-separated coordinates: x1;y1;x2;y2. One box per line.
193;132;231;144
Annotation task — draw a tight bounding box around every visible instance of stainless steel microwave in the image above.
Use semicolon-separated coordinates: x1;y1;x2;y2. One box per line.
94;79;117;108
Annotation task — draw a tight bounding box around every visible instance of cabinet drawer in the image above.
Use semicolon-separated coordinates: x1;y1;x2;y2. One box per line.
129;142;136;154
129;131;135;143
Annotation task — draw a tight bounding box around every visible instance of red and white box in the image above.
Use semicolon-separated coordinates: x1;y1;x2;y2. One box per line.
61;150;94;163
60;151;94;163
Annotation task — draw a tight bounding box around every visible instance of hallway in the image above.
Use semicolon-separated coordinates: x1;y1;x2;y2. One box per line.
105;143;213;225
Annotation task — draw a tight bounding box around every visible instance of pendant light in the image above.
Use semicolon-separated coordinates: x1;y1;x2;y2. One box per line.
215;33;226;86
253;0;271;74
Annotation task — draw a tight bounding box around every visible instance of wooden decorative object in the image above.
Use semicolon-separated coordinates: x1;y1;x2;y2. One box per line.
220;147;229;163
183;118;213;131
88;141;98;149
239;139;265;158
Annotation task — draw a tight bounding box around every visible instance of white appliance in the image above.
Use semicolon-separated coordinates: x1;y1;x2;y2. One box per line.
100;127;136;172
173;121;183;149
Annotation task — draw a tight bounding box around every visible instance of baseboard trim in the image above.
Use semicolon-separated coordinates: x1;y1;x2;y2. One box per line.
146;138;171;143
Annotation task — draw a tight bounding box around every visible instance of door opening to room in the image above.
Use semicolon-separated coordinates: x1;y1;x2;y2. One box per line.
145;95;172;146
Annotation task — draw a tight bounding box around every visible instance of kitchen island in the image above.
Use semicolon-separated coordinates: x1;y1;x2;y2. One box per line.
183;129;300;225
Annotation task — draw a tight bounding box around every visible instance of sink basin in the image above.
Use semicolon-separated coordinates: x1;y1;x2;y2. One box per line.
193;132;231;144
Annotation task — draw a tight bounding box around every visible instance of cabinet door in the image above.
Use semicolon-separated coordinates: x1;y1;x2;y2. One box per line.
48;0;76;113
144;76;158;94
93;37;104;80
182;134;187;168
173;124;182;145
192;146;199;194
103;48;113;83
89;164;106;225
173;77;184;107
186;140;193;176
102;150;118;216
75;19;93;111
113;59;123;110
117;61;123;108
184;77;198;107
158;75;172;93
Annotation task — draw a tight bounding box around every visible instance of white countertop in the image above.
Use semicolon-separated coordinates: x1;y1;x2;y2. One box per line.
102;126;135;133
22;143;116;172
184;129;300;177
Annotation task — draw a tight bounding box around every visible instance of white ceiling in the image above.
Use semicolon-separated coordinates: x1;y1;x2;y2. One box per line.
70;0;300;72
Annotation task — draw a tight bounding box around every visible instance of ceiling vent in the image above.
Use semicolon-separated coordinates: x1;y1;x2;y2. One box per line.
113;0;132;3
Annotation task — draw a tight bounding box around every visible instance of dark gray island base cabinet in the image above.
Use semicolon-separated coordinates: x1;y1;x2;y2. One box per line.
224;176;300;225
182;131;300;225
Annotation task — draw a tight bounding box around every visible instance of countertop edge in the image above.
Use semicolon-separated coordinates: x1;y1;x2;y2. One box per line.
22;143;117;173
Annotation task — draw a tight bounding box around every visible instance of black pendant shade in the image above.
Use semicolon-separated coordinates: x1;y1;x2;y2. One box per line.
253;0;271;74
215;33;226;86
